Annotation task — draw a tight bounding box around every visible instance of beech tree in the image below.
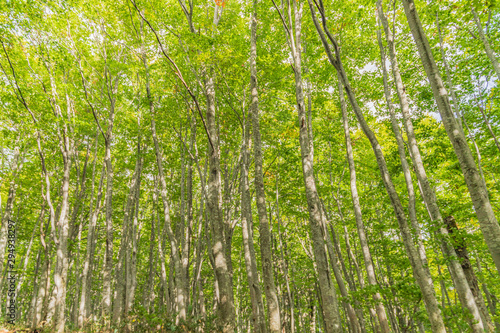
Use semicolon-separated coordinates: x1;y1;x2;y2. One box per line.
0;0;499;332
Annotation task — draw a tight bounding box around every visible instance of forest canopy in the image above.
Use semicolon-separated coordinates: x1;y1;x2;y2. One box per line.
0;0;500;332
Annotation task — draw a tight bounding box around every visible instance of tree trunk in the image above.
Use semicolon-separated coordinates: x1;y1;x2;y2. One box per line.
144;42;187;321
476;254;500;332
338;71;390;333
377;4;486;331
79;152;106;328
112;141;143;323
52;89;74;333
307;2;447;331
144;204;156;314
153;177;172;315
444;216;494;331
276;180;296;333
249;0;281;331
102;84;116;323
330;169;367;332
435;13;463;130
33;210;53;328
402;0;500;278
240;108;266;333
205;73;236;332
125;183;142;319
279;1;342;331
472;9;500;79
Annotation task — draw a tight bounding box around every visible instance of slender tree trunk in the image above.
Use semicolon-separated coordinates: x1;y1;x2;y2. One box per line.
102;86;116;323
143;43;187;321
444;216;494;331
33;209;53;328
182;120;196;313
279;1;342;330
324;219;361;332
377;4;486;331
29;248;42;327
177;126;191;317
380;230;405;333
308;3;447;331
16;204;43;310
476;255;500;332
205;73;236;332
53;89;74;333
125;183;142;319
249;0;281;331
402;0;500;278
435;13;463;130
276;180;296;333
112;142;143;323
68;143;90;327
330;174;367;332
153;177;172;315
144;204;156;314
476;103;500;154
240;109;266;333
375;19;428;271
472;9;500;79
338;72;390;333
53;148;70;333
79;144;105;328
462;117;488;189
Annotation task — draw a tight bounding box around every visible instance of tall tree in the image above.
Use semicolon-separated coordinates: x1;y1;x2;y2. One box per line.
249;0;281;331
402;0;500;278
273;0;342;330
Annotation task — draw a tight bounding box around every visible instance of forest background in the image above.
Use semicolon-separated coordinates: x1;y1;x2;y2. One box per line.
0;0;500;332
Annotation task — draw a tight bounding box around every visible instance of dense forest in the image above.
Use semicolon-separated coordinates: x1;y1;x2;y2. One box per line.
0;0;499;332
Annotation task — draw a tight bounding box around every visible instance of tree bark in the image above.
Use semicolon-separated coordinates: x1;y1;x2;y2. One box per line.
307;2;447;331
52;87;74;333
112;141;143;323
79;160;105;328
338;71;390;333
322;202;362;333
472;9;500;79
377;4;486;331
205;73;236;332
102;72;118;324
125;179;142;319
143;41;188;321
402;0;500;278
279;0;342;330
276;179;296;333
240;107;266;333
444;216;494;331
435;13;463;130
249;0;282;331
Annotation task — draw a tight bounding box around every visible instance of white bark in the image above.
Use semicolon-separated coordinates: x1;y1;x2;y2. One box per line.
206;72;236;332
249;0;281;329
307;2;447;331
378;4;485;331
472;9;500;79
338;72;390;333
278;0;343;330
402;0;500;278
240;110;266;333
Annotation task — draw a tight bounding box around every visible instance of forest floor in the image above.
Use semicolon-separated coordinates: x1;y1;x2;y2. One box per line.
0;328;41;333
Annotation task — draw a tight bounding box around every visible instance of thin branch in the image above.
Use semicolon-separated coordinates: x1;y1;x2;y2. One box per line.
129;0;214;152
270;0;292;40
